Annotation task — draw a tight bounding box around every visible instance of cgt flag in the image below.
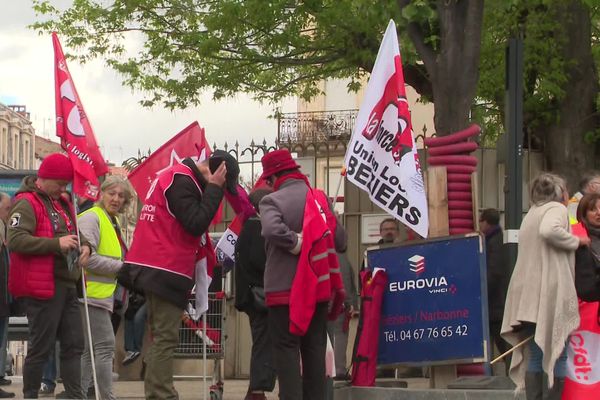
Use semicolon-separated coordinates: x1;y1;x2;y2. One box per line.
53;32;108;200
344;20;428;238
128;122;211;201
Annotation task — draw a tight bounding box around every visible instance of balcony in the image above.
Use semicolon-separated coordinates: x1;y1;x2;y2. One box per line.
277;109;358;144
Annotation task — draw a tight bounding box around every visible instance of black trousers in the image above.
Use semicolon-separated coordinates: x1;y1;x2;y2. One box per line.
246;306;276;392
490;320;511;374
269;302;328;400
23;282;84;398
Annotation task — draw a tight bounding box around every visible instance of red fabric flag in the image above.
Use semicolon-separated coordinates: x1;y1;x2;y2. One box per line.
562;301;600;399
128;122;211;201
53;32;108;200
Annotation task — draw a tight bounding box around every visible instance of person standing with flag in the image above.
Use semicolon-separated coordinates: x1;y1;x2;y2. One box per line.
259;149;346;400
7;153;92;399
121;151;239;400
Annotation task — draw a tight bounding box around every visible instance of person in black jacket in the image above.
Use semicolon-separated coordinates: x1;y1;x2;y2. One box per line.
479;208;511;372
122;151;239;400
235;188;276;400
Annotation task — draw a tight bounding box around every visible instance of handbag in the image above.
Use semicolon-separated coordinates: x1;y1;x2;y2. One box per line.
250;286;267;312
575;246;600;302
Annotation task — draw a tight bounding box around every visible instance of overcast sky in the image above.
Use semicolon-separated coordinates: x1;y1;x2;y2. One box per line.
0;1;294;165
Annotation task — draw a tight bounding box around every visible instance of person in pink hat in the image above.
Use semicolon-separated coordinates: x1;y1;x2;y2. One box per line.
258;149;347;400
7;153;92;399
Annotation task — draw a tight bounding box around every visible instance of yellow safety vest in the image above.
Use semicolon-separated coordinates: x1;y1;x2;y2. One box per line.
79;206;122;299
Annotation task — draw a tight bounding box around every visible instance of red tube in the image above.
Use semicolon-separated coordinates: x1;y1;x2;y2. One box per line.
450;227;475;235
424;124;481;147
447;173;473;183
447;183;472;192
428;155;478;166
445;165;476;174
427;141;478;156
448;191;472;201
449;209;474;219
449;218;474;229
448;200;473;210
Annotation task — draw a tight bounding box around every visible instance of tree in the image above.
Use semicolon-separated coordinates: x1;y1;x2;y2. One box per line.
475;0;599;188
31;0;483;136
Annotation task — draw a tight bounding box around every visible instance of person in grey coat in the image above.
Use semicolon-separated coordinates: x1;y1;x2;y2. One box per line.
259;149;346;400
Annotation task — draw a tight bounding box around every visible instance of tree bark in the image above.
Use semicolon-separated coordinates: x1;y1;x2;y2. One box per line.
543;0;599;191
398;0;484;136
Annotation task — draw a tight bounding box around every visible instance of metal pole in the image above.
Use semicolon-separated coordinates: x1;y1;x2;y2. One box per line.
73;194;100;400
504;37;524;269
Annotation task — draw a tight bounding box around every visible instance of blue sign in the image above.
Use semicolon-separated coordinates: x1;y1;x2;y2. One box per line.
366;234;490;366
0;178;23;197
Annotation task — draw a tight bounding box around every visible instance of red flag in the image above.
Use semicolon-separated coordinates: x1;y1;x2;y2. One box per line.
562;301;600;399
52;32;108;200
128;122;211;201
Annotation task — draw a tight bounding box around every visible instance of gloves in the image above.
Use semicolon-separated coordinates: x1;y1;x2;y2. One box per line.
328;287;346;321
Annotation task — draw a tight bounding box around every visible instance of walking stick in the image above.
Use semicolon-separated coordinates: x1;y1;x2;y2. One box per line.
73;195;100;400
490;335;533;365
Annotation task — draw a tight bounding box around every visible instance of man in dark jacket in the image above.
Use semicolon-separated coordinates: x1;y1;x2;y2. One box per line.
235;188;276;400
479;208;511;371
7;153;91;399
124;151;238;400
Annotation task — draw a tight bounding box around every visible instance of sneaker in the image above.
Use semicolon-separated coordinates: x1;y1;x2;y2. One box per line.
39;383;55;397
0;388;14;398
0;379;10;386
122;351;141;366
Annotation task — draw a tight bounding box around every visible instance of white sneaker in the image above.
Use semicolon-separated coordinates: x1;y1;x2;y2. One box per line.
122;351;141;366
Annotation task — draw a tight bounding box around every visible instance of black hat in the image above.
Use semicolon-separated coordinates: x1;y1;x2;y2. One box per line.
209;150;240;195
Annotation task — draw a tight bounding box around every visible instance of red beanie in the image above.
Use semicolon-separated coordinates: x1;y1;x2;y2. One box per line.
38;153;74;181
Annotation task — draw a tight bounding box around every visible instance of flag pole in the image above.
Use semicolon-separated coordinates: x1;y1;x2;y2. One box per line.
490;335;533;365
331;167;346;204
73;194;100;400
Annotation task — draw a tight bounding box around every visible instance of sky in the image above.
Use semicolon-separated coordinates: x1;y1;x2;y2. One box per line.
0;1;294;165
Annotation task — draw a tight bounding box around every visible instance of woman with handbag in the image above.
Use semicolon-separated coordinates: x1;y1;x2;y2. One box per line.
234;188;276;400
501;173;590;400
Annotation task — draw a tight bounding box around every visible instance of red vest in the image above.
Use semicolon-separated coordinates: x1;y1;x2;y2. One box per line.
126;163;211;280
9;192;75;299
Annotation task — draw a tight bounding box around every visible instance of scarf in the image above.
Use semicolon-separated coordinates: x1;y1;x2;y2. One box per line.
273;171;310;191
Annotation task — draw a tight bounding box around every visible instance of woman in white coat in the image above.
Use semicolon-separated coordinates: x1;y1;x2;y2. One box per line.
501;173;590;400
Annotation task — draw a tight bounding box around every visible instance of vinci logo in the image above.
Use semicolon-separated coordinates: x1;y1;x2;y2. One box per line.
408;255;425;275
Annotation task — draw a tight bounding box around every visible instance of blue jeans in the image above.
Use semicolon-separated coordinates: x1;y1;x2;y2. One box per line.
124;303;147;352
527;338;567;378
41;346;56;389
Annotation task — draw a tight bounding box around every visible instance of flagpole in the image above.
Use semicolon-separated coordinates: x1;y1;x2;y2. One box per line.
73;194;100;400
332;167;346;204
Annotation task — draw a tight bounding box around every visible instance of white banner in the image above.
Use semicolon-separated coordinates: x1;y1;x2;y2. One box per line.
344;20;429;237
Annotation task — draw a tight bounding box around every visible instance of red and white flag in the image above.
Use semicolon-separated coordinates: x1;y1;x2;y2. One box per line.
215;215;243;262
562;301;600;399
128;122;211;201
343;20;428;237
53;32;108;200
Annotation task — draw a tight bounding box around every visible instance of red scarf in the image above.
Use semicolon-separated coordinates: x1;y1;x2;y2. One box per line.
273;171;310;191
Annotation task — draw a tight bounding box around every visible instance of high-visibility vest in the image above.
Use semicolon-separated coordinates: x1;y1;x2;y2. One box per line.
79;206;122;299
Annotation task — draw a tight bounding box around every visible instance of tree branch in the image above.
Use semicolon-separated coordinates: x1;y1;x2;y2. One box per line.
396;0;437;78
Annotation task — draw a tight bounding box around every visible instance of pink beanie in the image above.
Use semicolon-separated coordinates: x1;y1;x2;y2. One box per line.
38;153;74;181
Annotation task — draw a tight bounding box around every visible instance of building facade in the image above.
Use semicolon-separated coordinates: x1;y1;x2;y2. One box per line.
0;104;36;170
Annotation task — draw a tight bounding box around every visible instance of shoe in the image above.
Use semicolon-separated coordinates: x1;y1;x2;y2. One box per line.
55;391;77;399
38;383;55;397
244;392;266;400
122;351;141;366
0;388;14;398
0;379;10;386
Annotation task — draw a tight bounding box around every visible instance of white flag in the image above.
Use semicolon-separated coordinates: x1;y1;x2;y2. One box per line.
344;20;429;237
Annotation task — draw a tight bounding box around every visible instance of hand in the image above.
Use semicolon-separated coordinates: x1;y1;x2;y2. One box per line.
79;245;91;267
208;161;227;187
59;235;79;253
579;236;591;247
328;288;346;321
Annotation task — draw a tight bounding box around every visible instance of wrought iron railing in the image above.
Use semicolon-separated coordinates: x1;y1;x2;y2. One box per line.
277;109;358;143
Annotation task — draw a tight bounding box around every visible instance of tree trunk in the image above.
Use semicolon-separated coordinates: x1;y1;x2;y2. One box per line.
544;0;599;192
399;0;484;135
